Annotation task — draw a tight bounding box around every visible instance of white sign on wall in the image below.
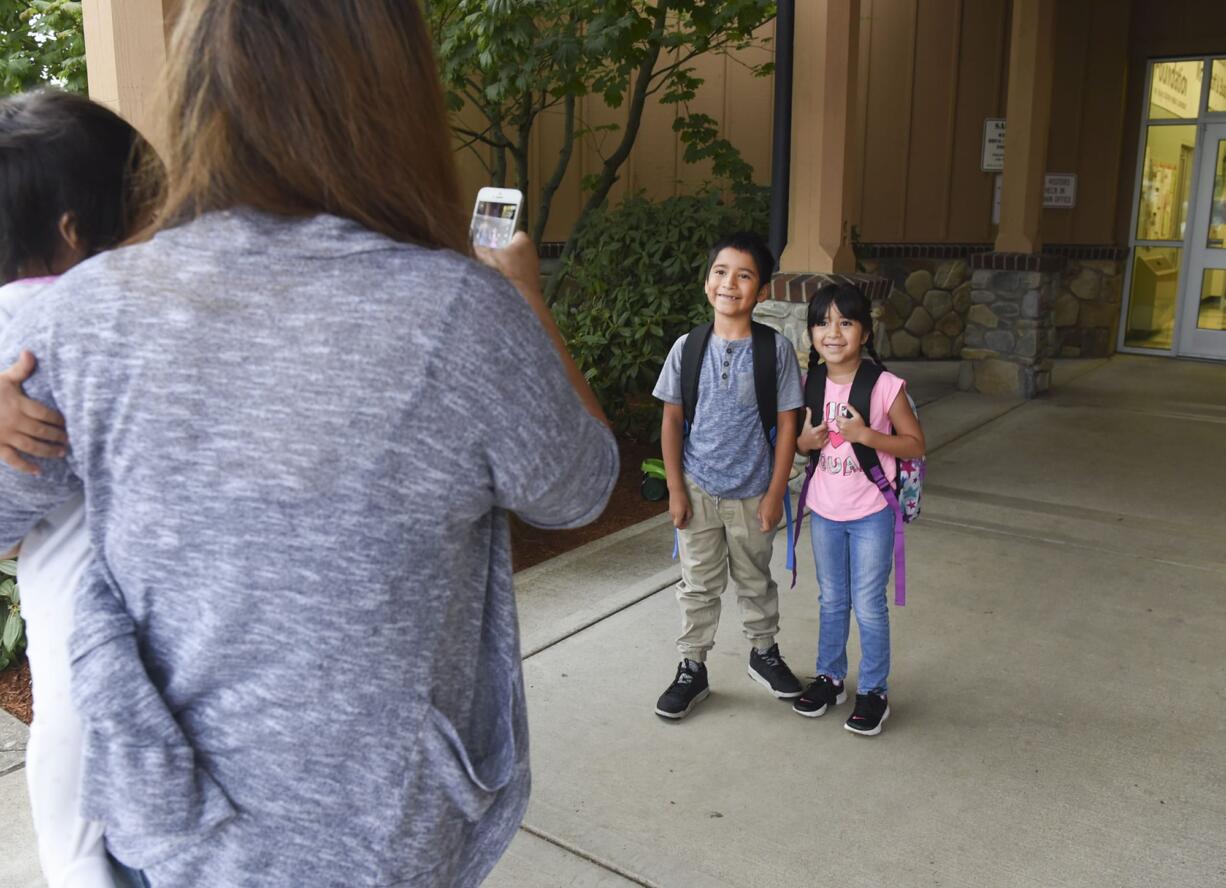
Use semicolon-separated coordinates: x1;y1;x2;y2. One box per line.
982;118;1006;171
1043;173;1077;208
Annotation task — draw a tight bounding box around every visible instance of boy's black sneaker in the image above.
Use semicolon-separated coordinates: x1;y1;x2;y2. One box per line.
747;644;802;699
845;692;890;735
655;660;710;719
792;675;847;718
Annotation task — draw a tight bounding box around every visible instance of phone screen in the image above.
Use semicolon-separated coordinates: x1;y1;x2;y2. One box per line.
470;199;519;248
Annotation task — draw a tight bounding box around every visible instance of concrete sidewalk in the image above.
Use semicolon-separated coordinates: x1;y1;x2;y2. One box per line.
487;355;1226;888
4;356;1224;887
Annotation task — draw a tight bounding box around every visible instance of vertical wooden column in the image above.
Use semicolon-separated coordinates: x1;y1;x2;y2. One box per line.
995;0;1056;254
779;0;860;274
82;0;171;147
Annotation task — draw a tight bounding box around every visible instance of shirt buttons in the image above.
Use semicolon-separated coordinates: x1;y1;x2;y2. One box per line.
721;372;728;379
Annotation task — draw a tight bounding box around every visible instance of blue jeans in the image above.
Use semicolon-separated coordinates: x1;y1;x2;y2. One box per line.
810;506;894;695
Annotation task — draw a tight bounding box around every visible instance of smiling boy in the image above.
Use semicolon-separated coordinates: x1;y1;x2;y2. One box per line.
651;232;804;719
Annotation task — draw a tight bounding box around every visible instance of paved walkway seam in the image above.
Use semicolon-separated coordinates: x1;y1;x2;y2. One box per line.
519;824;665;888
522;576;678;660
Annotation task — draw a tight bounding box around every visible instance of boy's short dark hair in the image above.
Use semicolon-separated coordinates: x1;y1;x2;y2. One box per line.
705;231;775;288
0;88;150;283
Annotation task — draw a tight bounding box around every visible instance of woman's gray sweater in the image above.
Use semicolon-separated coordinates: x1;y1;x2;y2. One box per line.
0;210;618;887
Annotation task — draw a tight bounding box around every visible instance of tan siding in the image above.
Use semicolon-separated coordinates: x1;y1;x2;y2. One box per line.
903;0;962;240
946;0;1009;241
849;0;875;238
858;0;919;241
1040;1;1092;245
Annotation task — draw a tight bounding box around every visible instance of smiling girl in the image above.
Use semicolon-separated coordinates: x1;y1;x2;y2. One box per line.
792;282;924;736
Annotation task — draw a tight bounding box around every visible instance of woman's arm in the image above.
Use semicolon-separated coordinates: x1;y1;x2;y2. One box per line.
475;233;609;427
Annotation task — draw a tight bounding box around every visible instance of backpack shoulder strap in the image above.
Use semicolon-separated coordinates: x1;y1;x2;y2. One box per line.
680;322;714;432
750;321;778;444
848;362;884;482
804;360;827;433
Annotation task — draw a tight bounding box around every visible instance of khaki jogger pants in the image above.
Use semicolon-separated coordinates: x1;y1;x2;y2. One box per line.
674;475;780;661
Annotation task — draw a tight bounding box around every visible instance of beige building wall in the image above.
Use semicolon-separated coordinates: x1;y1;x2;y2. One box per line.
851;0;1130;246
455;22;777;243
81;0;179;146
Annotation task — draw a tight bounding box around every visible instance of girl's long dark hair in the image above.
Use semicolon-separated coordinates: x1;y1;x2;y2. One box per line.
0;88;152;284
806;281;887;370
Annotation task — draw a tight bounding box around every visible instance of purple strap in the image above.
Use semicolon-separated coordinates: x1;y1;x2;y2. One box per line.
869;466;907;606
792;461;908;606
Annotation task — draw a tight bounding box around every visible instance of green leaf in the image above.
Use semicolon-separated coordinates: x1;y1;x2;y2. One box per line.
0;559;16;577
1;604;20;652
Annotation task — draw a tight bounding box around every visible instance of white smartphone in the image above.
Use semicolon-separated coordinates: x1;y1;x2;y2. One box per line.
470;186;523;249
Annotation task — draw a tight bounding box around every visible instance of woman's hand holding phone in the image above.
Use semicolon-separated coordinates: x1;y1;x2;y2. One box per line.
474;231;541;306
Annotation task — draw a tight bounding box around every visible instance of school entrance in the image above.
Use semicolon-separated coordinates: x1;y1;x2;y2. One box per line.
1122;57;1226;360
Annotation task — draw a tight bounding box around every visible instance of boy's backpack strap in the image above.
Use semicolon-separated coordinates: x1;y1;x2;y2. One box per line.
679;322;714;434
749;321;778;445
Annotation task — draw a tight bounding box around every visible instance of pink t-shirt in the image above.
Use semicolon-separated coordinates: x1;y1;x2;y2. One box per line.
804;369;906;521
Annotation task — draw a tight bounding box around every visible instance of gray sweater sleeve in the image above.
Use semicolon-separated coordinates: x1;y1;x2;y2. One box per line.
459;266;617;529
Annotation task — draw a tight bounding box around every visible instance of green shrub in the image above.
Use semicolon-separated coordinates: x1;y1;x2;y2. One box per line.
552;184;770;438
0;558;23;671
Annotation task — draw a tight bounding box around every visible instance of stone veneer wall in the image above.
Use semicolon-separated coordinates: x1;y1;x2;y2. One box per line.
760;246;1127;397
858;256;971;360
1052;257;1125;358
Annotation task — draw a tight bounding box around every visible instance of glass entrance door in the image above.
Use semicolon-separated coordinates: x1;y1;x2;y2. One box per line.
1178;123;1226;358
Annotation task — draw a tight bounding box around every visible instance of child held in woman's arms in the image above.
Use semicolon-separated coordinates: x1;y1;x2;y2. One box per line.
0;88;155;887
792;283;925;736
651;232;804;720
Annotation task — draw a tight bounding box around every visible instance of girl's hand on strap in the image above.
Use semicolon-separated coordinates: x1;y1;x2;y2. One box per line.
0;351;67;475
834;403;868;444
797;407;828;453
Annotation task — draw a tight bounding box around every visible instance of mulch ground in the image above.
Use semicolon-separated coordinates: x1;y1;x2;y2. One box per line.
0;436;665;724
0;657;31;724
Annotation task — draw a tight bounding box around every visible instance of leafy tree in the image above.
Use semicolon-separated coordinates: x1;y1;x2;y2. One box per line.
426;0;775;298
0;0;86;94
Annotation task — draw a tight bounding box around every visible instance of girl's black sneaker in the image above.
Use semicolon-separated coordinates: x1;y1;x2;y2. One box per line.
792;675;847;717
845;692;890;735
655;659;710;719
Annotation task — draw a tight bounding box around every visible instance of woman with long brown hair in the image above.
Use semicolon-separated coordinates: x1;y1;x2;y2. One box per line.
0;2;616;886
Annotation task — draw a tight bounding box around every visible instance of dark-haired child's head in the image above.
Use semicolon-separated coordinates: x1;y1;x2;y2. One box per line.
807;281;885;368
0;88;151;284
705;231;774;288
